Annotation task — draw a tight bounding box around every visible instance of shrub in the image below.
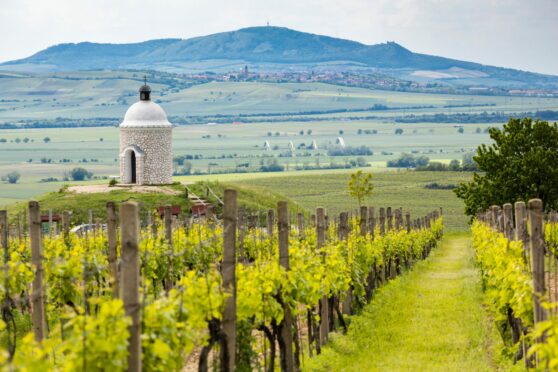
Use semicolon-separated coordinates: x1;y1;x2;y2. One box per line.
3;171;20;184
69;167;93;181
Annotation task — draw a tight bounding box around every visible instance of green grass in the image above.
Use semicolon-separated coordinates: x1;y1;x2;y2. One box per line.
4;180;302;225
228;170;471;232
304;234;513;371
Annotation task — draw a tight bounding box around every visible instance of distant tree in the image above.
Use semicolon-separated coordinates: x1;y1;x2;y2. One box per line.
99;138;104;142
14;138;21;144
299;130;304;136
23;137;30;143
267;132;272;137
387;153;429;168
347;170;374;207
461;152;479;171
3;171;20;184
69;167;93;181
395;128;404;135
475;127;482;134
339;129;344;135
43;137;51;143
0;138;6;143
449;159;461;171
275;132;280;136
306;129;312;135
458;127;465;134
455;118;558;217
357;129;363;135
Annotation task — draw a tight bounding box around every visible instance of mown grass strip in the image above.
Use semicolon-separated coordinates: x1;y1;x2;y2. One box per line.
304;233;513;371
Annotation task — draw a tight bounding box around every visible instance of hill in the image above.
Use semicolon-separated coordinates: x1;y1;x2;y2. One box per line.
2;26;557;88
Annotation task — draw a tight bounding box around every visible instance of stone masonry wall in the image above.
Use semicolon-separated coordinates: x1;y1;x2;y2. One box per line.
120;128;173;185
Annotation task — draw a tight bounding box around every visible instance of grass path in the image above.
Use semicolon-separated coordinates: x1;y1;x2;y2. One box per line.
304;233;511;371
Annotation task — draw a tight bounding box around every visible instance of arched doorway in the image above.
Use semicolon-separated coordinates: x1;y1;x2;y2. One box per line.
130;151;136;184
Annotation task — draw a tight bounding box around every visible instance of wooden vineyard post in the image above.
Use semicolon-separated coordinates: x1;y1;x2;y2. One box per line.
379;208;386;235
528;199;547;344
339;212;353;315
515;202;528;261
368;207;375;237
48;209;53;238
338;212;349;241
394;209;401;230
359;206;367;237
267;209;274;236
164;205;174;291
490;205;498;229
62;210;70;238
386;207;393;231
164;205;173;245
316;207;328;347
278;201;294;372
237;208;245;262
1;211;7;264
503;203;514;240
221;189;237;372
107;202;119;298
29;201;46;342
297;212;305;238
120;201;141;372
405;212;411;233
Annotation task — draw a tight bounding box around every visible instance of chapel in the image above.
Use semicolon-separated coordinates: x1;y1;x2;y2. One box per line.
119;83;173;185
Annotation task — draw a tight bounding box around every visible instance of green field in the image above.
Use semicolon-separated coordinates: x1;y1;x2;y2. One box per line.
2;76;557;121
1;78;553;209
225;169;471;232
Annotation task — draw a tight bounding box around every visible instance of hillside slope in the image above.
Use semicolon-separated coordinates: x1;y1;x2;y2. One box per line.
2;26;556;88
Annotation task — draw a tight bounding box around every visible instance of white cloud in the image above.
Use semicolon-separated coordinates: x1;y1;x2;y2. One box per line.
0;0;556;74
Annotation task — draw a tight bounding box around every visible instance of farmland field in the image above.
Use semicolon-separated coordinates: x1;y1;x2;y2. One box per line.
0;78;555;209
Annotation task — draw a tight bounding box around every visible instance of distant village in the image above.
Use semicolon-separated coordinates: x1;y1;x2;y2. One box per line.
186;65;558;98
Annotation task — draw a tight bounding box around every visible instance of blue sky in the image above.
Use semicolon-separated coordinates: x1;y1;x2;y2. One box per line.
1;0;557;75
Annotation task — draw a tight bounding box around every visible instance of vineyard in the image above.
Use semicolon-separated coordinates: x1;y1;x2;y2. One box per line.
473;199;558;369
0;190;443;371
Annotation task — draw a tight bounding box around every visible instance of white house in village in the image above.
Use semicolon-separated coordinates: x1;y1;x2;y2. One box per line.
119;84;173;185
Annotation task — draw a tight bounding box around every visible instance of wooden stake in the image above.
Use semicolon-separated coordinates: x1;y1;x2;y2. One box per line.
221;190;237;372
316;207;328;346
267;209;274;236
386;207;393;230
359;206;367;237
297;212;304;238
120;201;141;372
62;210;70;237
528;199;547;330
503;203;514;240
278;201;294;372
514;202;528;260
107;202;119;298
29;201;46;342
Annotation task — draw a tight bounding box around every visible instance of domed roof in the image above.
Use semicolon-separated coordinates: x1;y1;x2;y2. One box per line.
120;100;172;128
119;84;173;128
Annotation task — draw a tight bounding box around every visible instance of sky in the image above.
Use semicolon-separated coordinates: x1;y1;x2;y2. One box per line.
1;0;557;75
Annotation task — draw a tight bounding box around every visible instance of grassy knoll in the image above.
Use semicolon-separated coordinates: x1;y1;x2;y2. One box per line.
4;181;300;225
304;234;513;371
227;170;471;232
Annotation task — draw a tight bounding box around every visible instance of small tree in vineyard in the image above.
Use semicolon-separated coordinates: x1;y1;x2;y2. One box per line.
347;170;374;207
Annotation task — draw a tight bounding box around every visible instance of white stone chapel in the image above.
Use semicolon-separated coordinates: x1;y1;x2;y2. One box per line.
119;83;173;185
